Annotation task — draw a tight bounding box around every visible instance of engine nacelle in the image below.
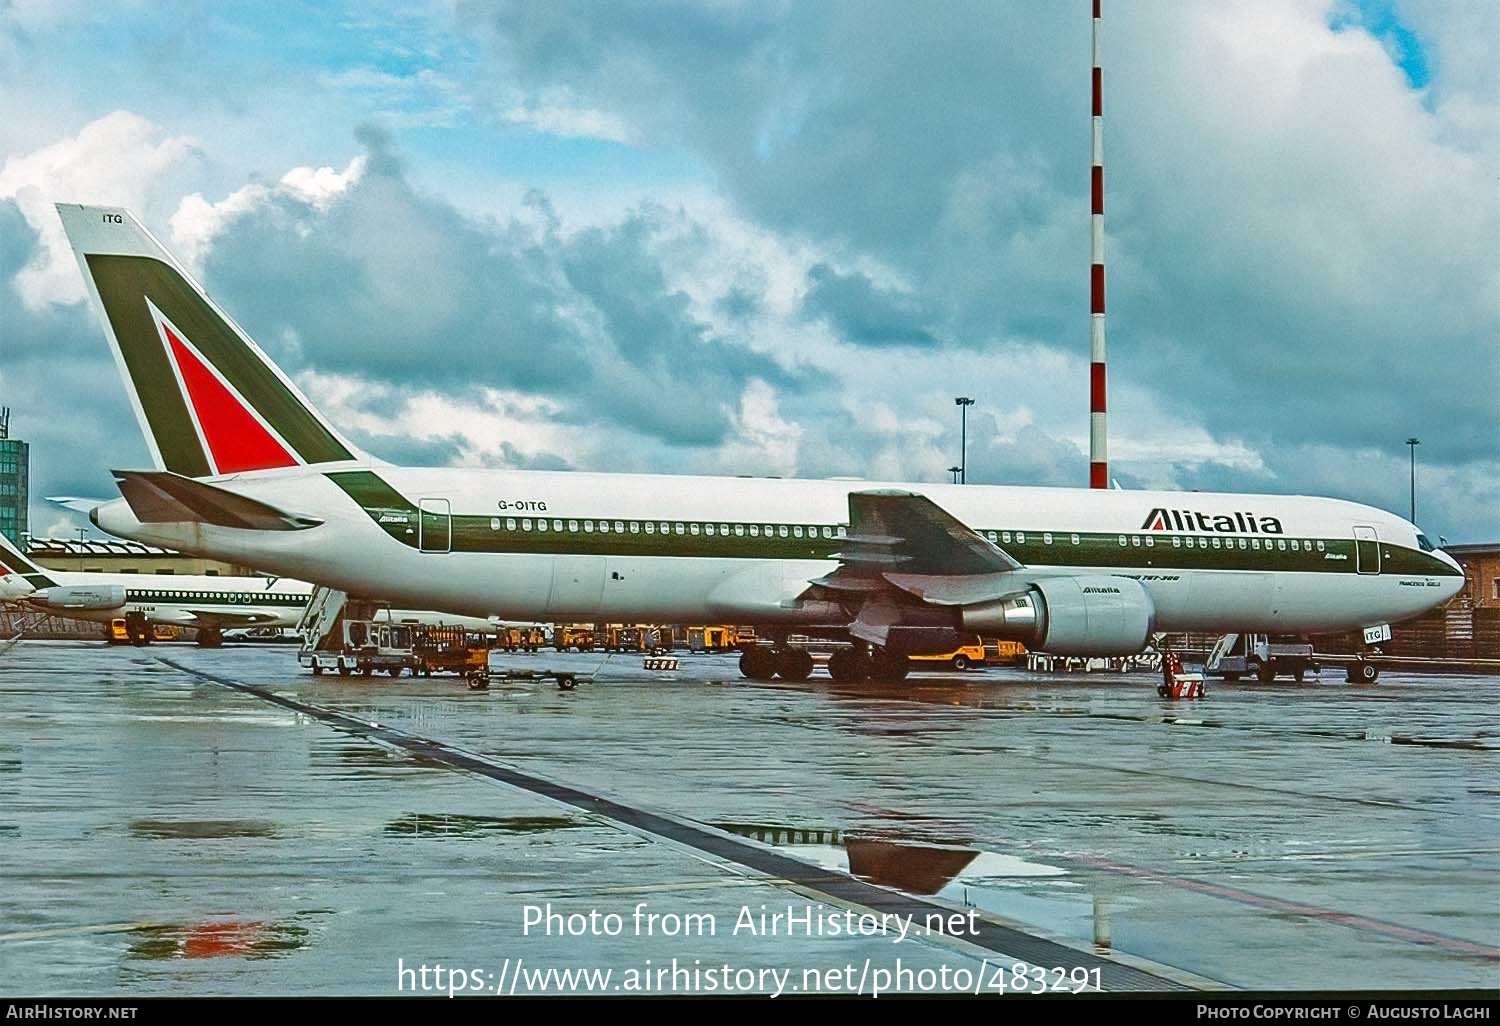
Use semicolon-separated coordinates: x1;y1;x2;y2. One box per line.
29;585;128;611
959;575;1156;656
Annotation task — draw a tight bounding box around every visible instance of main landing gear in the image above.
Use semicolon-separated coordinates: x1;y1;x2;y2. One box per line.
739;644;909;683
738;646;813;682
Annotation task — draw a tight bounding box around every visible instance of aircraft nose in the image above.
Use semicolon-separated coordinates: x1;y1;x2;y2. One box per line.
1435;549;1466;597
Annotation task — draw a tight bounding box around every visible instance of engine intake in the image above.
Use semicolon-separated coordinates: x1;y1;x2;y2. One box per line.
959;575;1156;656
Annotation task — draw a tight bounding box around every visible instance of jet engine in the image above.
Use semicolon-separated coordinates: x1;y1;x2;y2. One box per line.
959;575;1156;656
29;585;128;611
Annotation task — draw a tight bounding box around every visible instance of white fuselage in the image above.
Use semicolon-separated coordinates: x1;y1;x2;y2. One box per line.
5;564;518;634
91;464;1466;636
14;567;311;629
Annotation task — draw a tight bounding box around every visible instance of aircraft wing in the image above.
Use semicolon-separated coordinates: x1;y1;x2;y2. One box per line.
46;496;111;514
180;609;284;628
815;490;1021;584
807;490;1029;649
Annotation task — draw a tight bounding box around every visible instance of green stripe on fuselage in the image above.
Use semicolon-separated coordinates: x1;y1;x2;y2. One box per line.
324;472;1460;577
124;590;308;607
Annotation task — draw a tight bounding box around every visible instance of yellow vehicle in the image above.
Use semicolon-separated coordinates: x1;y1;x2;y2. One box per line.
413;626;490;682
910;635;988;671
553;625;596;652
992;639;1028;665
687;625;739;652
496;626;544;652
107;612;172;646
598;624;643;652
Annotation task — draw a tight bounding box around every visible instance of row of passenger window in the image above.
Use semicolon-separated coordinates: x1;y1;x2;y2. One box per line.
126;591;267;601
489;517;849;540
979;529;1325;553
1121;535;1326;552
482;517;1329;555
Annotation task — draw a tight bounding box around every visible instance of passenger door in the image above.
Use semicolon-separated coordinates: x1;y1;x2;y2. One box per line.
1353;525;1380;575
418;498;451;553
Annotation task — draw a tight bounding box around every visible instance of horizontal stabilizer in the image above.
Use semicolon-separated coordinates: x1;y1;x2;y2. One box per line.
46;496;109;514
112;470;322;531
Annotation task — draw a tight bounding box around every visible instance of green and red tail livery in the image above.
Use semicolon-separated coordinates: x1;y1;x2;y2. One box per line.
55;204;364;478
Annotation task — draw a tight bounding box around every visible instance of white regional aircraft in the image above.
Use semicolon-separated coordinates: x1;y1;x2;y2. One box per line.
0;530;518;645
57;204;1464;682
0;528;307;645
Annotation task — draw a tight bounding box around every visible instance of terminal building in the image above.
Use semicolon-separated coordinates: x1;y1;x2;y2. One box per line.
0;407;27;546
27;537;259;577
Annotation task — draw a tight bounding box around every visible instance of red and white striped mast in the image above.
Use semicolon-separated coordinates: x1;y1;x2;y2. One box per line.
1088;0;1108;489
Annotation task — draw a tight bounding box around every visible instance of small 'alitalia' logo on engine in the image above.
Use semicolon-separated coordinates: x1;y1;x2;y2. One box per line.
1141;508;1284;534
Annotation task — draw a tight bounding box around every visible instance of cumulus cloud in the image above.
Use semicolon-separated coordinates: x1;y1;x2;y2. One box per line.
457;0;1497;536
0;110;200;309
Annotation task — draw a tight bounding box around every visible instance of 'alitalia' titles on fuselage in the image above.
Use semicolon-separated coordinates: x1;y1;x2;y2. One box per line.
1142;507;1284;534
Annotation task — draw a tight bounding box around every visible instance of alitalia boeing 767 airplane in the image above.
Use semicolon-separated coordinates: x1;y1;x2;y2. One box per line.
56;204;1464;682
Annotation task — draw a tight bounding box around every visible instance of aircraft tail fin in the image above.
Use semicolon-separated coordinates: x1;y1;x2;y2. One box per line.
54;203;366;478
0;531;57;588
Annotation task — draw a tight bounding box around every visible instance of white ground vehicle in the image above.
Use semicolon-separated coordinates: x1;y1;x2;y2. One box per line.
1206;633;1323;682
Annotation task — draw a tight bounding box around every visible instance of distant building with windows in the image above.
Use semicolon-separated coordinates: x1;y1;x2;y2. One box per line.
0;407;27;546
28;538;260;577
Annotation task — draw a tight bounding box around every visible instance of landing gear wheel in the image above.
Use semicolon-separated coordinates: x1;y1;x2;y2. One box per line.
827;648;870;683
869;649;910;683
337;663;352;676
776;648;814;682
739;646;778;681
951;654;970;671
1348;660;1379;684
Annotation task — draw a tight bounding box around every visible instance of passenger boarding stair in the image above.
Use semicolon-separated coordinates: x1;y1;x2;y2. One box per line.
296;587;384;655
1205;634;1239;675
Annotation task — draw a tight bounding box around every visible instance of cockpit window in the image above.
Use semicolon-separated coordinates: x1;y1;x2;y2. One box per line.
1416;533;1435;552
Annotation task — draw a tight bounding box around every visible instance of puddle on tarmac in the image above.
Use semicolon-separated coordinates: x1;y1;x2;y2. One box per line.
129;819;278;840
127;920;310;960
384;813;579;837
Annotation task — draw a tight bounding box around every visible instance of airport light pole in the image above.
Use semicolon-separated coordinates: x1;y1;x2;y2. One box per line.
954;397;975;483
1406;437;1420;524
948;466;962;484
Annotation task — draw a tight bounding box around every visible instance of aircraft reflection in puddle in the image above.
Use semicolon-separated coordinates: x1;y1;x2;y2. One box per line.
716;823;1065;895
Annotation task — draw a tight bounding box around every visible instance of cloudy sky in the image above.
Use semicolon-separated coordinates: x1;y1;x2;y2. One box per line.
1;0;1495;542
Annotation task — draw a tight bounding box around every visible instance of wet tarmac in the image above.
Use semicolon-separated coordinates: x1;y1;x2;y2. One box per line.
1;640;1496;995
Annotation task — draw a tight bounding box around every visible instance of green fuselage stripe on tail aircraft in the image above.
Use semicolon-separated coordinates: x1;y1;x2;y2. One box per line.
326;472;1457;577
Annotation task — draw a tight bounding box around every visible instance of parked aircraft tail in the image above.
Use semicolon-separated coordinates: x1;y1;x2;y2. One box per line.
55;204;367;478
